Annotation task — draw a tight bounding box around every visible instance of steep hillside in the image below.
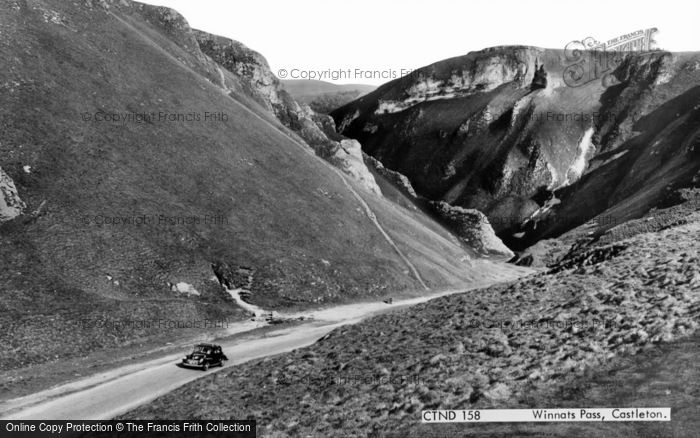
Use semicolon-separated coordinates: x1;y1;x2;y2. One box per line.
332;46;700;249
194;30;382;195
0;0;503;369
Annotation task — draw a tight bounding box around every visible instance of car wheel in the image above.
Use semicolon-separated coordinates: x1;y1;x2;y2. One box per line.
202;363;209;371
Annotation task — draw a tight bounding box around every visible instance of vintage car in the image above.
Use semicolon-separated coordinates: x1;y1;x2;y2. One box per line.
180;343;228;370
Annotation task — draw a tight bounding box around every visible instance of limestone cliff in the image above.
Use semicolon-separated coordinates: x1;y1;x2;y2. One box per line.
332;46;700;248
0;166;25;223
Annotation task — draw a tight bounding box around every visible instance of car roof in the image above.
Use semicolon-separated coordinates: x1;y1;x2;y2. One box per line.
195;343;220;348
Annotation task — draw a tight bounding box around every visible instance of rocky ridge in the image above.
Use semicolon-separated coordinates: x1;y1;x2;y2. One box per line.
332;46;700;249
192;30;381;195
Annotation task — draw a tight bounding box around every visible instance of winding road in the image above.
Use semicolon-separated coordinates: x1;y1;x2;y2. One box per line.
0;265;531;421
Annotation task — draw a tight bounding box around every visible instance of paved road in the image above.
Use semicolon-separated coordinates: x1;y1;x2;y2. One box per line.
0;265;532;421
1;321;350;420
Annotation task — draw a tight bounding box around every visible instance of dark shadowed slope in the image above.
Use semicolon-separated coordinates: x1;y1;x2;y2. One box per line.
332;47;700;248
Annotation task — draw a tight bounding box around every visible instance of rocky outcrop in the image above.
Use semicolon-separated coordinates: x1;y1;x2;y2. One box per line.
0;166;25;223
334;140;381;196
192;31;381;195
211;262;254;291
429;201;514;258
530;60;547;90
365;155;418;199
140;5;203;57
169;282;200;297
369;46;541;115
212;263;259;304
193;30;287;113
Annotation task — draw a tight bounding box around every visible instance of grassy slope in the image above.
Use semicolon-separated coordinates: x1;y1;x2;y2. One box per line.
280;80;377;114
0;0;492;369
281;80;376;100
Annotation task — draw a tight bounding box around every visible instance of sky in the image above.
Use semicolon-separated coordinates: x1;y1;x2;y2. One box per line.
141;0;699;85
